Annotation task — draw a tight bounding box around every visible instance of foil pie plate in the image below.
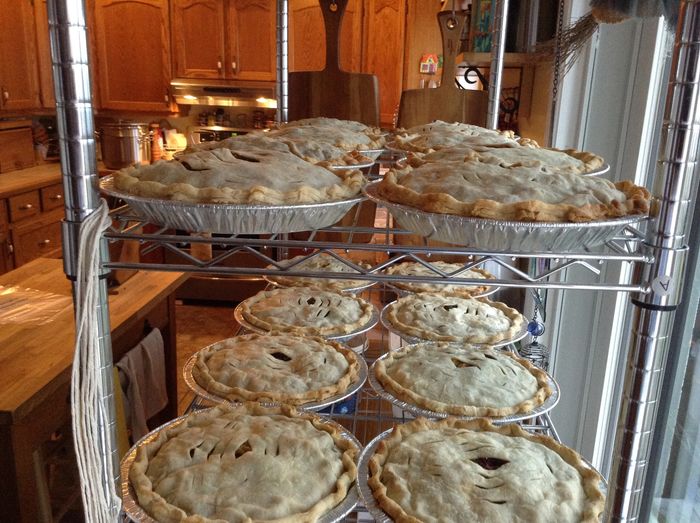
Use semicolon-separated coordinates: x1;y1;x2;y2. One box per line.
120;407;361;523
182;348;368;412
368;350;560;423
100;175;365;235
357;428;606;523
358;148;384;161
379;301;529;349
364;181;647;251
233;302;380;344
328;160;375;171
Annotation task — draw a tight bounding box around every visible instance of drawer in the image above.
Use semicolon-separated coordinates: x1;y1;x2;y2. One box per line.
11;215;62;266
8;191;40;222
40;183;65;211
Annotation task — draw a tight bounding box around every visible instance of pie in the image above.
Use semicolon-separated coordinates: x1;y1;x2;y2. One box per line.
378;158;650;222
276;117;386;149
384;293;525;343
368;417;605;523
387;120;519;153
373;342;551;416
266;252;373;292
129;403;358;523
239;287;375;337
192;333;361;404
113;145;364;205
385;260;495;297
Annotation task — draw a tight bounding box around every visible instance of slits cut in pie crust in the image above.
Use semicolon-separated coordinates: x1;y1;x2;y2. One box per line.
368;418;605;523
129;403;358;523
266;252;373;292
384;261;495;297
192;333;360;404
373;342;551;416
385;293;526;344
240;287;375;337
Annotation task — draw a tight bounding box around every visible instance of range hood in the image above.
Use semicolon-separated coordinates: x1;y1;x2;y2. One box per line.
170;79;277;108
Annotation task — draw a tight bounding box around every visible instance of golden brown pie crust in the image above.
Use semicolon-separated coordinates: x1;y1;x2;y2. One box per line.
368;418;606;523
384;262;495;297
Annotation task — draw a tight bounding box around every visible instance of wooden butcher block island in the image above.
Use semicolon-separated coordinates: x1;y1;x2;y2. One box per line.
0;258;187;522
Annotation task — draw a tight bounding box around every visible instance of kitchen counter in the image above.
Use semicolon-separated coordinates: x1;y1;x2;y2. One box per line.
0;257;188;522
0;162;62;199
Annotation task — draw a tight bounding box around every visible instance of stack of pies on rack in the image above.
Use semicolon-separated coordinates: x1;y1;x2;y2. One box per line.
367;418;606;523
373;342;551;416
265;252;373;292
129;403;358;523
384;260;495;297
238;286;375;338
192;333;360;405
384;292;526;344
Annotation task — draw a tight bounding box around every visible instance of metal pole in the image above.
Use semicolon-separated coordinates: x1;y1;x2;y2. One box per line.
608;2;700;520
276;0;289;123
487;0;509;129
48;0;119;499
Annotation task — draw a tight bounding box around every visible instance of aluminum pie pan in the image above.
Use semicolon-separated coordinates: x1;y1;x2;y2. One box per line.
364;181;647;251
328;160;375;171
234;302;379;344
379;301;529;349
356;428;605;523
120;407;361;523
182;349;368;412
263;275;377;295
368;350;560;423
100;175;365;235
358;148;384;161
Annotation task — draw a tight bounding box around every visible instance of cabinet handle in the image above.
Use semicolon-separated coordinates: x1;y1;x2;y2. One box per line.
39;239;51;246
164;91;170;105
217;59;222;71
1;88;8;104
19;204;33;210
50;194;63;201
231;60;237;74
7;243;13;254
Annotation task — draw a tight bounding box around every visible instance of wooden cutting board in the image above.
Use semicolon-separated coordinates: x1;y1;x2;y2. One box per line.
397;11;488;129
288;0;380;126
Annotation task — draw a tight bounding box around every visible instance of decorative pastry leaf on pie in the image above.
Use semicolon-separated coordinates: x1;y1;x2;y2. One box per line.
368;418;605;523
113;145;364;205
266;252;373;292
240;287;375;337
129;403;358;523
385;260;495;297
385;293;525;344
373;342;551;416
191;333;360;404
378;158;650;222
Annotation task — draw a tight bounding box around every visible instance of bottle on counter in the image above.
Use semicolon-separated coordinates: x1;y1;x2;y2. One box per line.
150;123;163;163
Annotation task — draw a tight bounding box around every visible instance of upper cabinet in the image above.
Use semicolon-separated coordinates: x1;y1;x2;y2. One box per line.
91;0;173;112
172;0;276;81
0;0;41;112
34;0;56;110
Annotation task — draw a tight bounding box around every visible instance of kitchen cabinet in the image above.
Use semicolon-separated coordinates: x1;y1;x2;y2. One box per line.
91;0;173;112
0;0;41;112
33;0;56;110
171;0;276;81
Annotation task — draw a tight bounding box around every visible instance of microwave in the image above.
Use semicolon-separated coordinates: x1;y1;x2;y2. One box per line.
187;126;252;145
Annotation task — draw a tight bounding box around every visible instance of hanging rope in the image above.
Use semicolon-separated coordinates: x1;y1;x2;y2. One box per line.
71;199;122;523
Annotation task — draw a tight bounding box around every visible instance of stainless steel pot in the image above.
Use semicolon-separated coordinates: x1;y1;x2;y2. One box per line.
98;122;151;170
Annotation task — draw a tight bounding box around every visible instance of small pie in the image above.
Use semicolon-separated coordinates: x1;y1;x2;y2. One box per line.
192;333;361;404
368;418;605;523
384;293;525;344
378;159;650;222
269;121;386;154
373;342;551;416
266;252;374;292
129;403;358;523
388;120;519;153
239;287;375;337
385;260;495;297
113;145;364;205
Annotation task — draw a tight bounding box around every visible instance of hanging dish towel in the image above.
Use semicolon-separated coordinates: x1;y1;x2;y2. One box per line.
116;328;168;441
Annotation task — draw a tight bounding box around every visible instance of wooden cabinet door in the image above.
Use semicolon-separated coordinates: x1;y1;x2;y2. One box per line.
171;0;226;78
34;0;56;109
226;0;276;81
362;0;406;126
289;0;363;73
0;0;41;112
92;0;172;111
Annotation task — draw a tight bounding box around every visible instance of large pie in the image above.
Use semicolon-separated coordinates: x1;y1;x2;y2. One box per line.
265;252;373;292
368;418;606;523
113;145;364;205
388;120;519;152
129;403;358;523
385;260;495;297
373;342;551;416
378;158;650;222
239;287;375;337
384;293;526;344
191;333;360;405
